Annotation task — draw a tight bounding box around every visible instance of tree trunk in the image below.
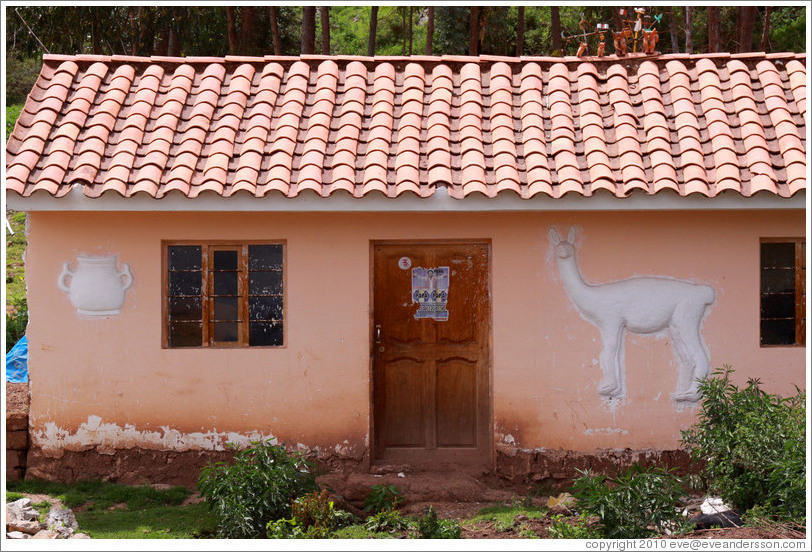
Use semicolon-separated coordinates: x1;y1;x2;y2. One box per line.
320;6;330;55
426;6;434;55
408;6;413;55
302;6;316;54
516;6;525;56
168;28;180;56
269;6;281;55
551;7;562;53
241;6;256;55
226;6;238;55
707;7;721;53
666;6;679;53
685;6;693;54
469;6;479;55
367;6;378;56
737;6;757;52
760;6;773;52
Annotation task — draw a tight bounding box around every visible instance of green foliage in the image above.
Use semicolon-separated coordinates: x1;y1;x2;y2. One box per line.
364;509;411;534
6;103;24;138
6;300;28;353
548;513;603;539
197;440;317;539
571;463;689;538
415;505;461;539
467;502;548;532
267;489;356;539
681;367;806;522
6;210;27;311
6;478;190;511
363;483;402;513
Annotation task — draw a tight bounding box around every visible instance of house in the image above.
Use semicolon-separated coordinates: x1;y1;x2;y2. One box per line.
5;52;806;487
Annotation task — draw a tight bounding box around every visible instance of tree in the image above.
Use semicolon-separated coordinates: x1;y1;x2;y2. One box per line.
367;6;378;56
551;7;562;53
469;6;479;55
707;7;721;53
665;7;679;53
426;6;434;55
226;6;237;55
760;7;773;52
269;6;281;55
320;6;330;54
685;6;693;54
301;6;315;54
737;6;757;52
516;6;525;56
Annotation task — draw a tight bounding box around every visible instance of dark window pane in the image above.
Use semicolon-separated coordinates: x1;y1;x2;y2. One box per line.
213;250;239;270
761;319;796;345
249;270;283;295
761;268;795;294
249;245;283;269
761;293;796;319
213;271;238;295
250;321;283;346
169;321;202;347
169;270;202;295
249;295;283;320
169;296;202;320
213;296;239;321
214;321;239;342
169;246;201;270
761;242;795;268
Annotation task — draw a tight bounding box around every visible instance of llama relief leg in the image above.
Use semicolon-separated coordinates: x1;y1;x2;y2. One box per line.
597;324;625;399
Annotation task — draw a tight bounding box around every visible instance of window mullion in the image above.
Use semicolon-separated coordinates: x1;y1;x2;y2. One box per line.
202;246;211;347
240;245;249;346
796;241;805;345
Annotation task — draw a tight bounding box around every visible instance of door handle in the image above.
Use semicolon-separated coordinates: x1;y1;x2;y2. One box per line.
375;324;382;343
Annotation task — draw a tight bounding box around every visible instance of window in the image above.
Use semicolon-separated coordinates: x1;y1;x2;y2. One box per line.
760;239;805;346
164;243;284;348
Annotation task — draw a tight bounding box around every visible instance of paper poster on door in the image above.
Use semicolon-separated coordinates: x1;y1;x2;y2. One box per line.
411;267;449;321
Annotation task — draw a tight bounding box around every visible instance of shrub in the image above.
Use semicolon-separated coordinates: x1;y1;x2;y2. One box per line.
681;367;806;522
266;489;355;539
414;505;461;539
363;483;402;513
548;514;602;539
364;509;411;534
197;440;317;538
571;463;689;538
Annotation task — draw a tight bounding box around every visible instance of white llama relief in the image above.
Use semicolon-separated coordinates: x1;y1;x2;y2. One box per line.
548;227;715;404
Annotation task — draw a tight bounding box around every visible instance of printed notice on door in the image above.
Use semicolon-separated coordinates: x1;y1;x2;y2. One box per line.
411;267;449;321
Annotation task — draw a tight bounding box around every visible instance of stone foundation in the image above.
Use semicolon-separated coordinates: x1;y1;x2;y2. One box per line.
5;382;30;480
25;441;695;494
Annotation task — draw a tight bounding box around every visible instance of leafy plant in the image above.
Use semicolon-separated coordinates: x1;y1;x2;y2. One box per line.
197;440;317;538
571;463;689;538
363;483;402;513
414;505;461;539
267;489;356;539
548;513;602;539
681;367;806;523
364;509;411;534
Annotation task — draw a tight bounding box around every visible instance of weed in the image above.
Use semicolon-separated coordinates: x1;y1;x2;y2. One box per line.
267;489;356;539
571;463;690;538
414;505;461;539
467;503;547;532
363;483;402;513
364;509;411;534
548;514;602;539
681;367;806;523
197;440;317;538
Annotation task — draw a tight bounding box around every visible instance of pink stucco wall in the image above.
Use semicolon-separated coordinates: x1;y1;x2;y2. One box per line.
24;209;805;462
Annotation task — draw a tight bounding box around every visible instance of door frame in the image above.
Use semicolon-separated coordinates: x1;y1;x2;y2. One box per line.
368;239;494;469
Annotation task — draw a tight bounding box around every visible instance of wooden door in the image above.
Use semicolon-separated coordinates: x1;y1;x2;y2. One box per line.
372;242;491;467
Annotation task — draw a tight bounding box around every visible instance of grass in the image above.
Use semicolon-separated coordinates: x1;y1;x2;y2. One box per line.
6;209;27;310
6;479;217;539
464;502;549;532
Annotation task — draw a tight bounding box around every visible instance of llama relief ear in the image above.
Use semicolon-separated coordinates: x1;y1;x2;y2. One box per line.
548;228;562;243
566;227;577;243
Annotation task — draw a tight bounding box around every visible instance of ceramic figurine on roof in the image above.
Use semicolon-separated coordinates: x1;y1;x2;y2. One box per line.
642;28;659;55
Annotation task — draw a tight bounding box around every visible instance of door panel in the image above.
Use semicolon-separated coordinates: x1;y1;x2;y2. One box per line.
372;242;491;467
436;358;477;447
382;357;427;448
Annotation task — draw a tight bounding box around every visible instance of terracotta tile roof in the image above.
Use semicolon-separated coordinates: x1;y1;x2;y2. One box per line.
5;52;807;199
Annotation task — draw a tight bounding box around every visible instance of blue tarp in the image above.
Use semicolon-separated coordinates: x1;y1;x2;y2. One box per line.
5;335;28;383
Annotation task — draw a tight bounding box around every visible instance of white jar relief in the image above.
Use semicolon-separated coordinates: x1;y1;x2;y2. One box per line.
58;255;133;316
